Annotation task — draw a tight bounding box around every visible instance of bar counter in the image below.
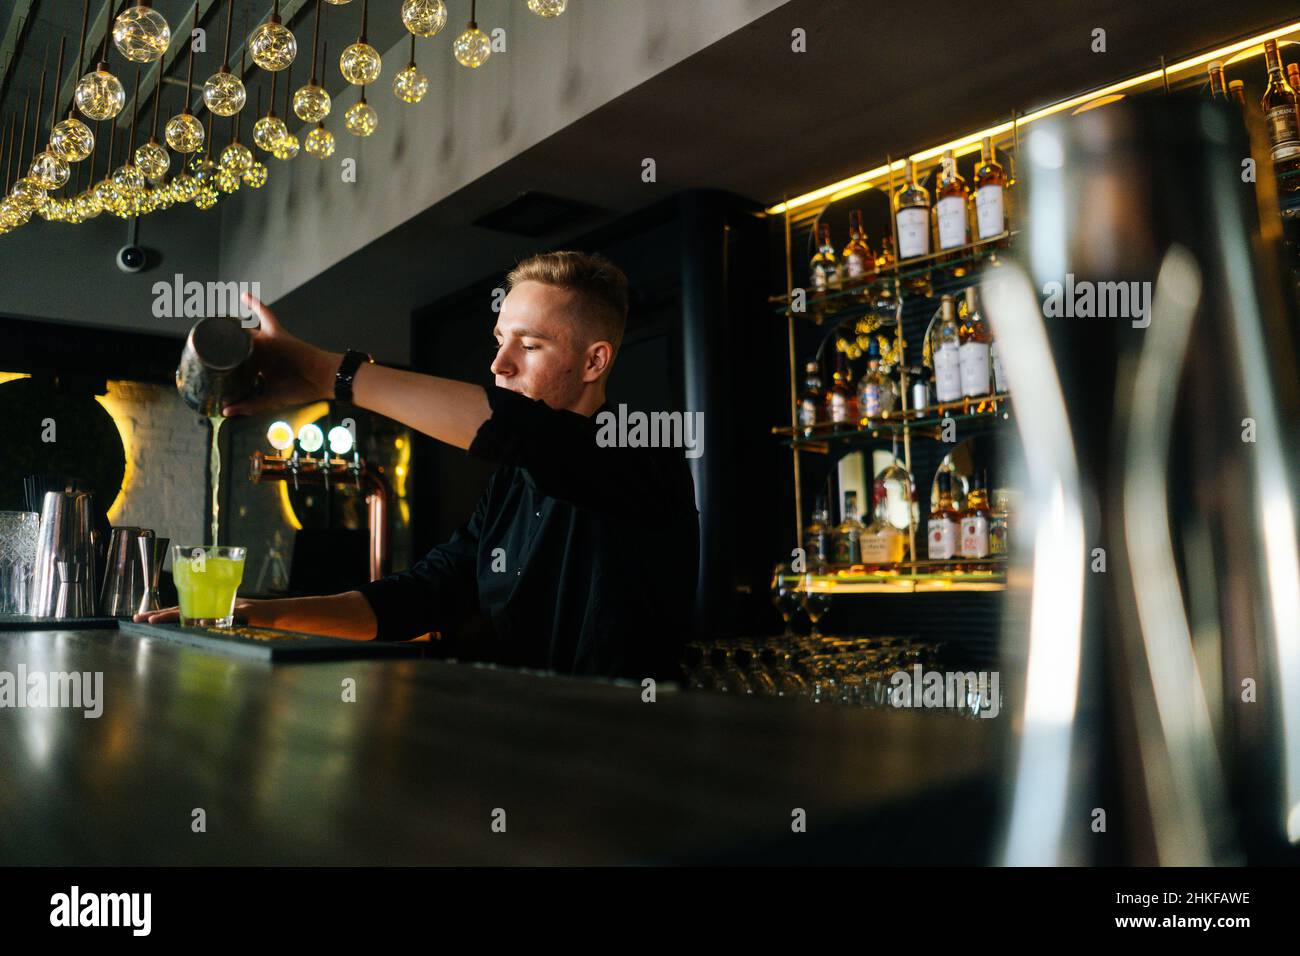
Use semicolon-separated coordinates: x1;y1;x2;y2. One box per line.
0;627;1001;865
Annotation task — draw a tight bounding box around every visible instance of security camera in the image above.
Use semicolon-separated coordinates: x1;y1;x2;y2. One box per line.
116;245;146;273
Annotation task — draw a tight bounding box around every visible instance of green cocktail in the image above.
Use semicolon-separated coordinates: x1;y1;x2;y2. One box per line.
172;546;247;627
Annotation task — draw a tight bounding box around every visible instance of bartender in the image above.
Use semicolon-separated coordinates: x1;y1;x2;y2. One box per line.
137;251;700;679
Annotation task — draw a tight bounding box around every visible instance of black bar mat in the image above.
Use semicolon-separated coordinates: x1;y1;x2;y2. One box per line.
118;621;427;661
0;615;120;631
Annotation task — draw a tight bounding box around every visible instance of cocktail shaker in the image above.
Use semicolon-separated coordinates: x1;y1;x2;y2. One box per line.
31;491;98;618
176;316;259;416
100;527;155;618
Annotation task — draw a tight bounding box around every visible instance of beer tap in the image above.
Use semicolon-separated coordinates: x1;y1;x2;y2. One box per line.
297;424;325;493
327;424;360;492
266;420;298;490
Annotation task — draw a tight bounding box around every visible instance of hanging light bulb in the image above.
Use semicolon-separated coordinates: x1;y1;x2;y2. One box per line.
170;171;198;202
75;64;126;121
243;161;268;188
51;117;95;162
393;35;429;103
203;0;247;116
30;150;71;190
135;66;171;181
11;177;48;212
295;7;332;121
340;0;382;85
272;131;300;160
194;186;219;209
254;114;288;151
221;141;254;174
112;163;146;194
526;0;566;17
305;122;335;158
113;2;172;63
214;164;241;193
402;0;448;36
249;1;298;72
166;112;205;152
454;1;491;70
344;91;377;136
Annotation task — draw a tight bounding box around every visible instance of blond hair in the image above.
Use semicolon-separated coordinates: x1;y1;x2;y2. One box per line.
506;251;628;351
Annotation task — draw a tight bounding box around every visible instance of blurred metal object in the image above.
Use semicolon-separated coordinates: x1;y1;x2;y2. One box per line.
137;535;170;617
989;94;1300;865
175;316;258;416
31;491;98;619
100;527;155;618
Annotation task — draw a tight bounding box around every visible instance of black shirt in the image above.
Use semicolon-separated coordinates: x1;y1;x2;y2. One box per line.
357;385;700;679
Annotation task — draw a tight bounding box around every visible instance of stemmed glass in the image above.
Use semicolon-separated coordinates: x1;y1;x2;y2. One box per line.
799;572;834;643
770;562;802;636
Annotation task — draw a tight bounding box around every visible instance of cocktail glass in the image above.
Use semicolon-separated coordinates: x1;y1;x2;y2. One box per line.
171;545;246;627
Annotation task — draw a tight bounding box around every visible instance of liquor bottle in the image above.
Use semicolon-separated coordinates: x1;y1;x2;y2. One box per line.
958;286;992;398
1229;79;1248;113
857;337;898;421
841;209;876;283
878;453;915;563
959;471;991;561
989;489;1010;558
973;137;1007;242
832;490;864;566
876;236;897;273
1207;61;1227;99
893;158;932;261
804;495;833;568
927;470;959;561
908;364;931;414
935;149;969;253
931;294;962;405
860;477;905;569
828;353;856;427
1261;39;1300;171
797;361;823;435
810;223;840;292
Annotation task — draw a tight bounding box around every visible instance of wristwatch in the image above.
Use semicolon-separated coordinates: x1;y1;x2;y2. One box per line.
334;349;373;404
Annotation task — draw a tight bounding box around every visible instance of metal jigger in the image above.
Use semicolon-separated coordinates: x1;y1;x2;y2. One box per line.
137;536;170;617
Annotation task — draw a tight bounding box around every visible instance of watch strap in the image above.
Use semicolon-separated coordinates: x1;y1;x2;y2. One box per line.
334;349;373;404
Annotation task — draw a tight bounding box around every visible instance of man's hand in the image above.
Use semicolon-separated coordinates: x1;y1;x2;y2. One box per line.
224;293;340;417
133;598;274;627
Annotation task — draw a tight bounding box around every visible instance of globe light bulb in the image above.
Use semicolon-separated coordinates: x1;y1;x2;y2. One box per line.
113;4;172;63
214;166;241;194
170;172;199;202
297;423;325;454
113;163;146;194
271;131;300;160
340;42;382;85
344;99;377;136
453;25;491;69
11;177;48;212
135;141;171;180
221;141;254;174
393;64;429;103
203;70;247;117
51;117;95;162
323;0;352;4
79;191;102;219
402;0;448;36
267;421;295;451
293;83;331;122
527;0;566;16
249;16;297;71
93;178;118;208
243;162;268;188
150;184;174;210
305;124;335;158
194;187;219;210
190;156;218;188
254;115;288;152
1;196;31;228
165;112;205;152
327;425;355;455
30;151;71;190
75;66;126;121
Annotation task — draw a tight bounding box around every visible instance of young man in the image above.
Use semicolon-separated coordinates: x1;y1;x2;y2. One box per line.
137;252;700;679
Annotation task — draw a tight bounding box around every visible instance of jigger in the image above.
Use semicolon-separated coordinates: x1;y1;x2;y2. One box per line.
136;535;170;617
100;527;155;618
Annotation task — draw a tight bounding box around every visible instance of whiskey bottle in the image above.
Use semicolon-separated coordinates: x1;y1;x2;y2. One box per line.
810;223;840;292
1207;61;1227;99
804;494;833;568
828;353;856;427
1229;79;1248;113
860;478;906;569
832;490;864;566
841;209;876;283
797;360;823;435
857;337;898;421
958;286;992;398
989;489;1010;558
959;471;991;561
973;137;1007;241
931;294;963;405
927;471;959;561
935;149;969;253
1261;39;1300;170
876;236;897;273
894;158;932;261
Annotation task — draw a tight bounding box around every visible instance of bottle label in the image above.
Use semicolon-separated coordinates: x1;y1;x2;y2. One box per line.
798;398;819;428
845;251;870;279
934;343;961;403
959;341;991;397
990;516;1008;556
960;515;990;558
862;384;881;419
1266;106;1300;160
991;341;1006;394
896;207;930;258
833;530;860;565
928;518;956;560
830;393;850;423
976;184;1005;239
936;196;967;250
861;529;905;564
811;263;830;291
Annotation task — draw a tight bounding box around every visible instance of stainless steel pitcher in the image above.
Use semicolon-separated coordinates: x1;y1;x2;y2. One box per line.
175;315;258;416
31;491;98;618
100;527;155;618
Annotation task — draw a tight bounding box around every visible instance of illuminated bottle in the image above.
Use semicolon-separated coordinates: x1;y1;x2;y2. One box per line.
973;137;1007;241
1261;39;1300;170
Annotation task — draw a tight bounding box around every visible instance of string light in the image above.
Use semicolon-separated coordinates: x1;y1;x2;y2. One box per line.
526;0;567;17
273;58;300;160
393;34;429;103
294;2;332;121
134;65;171;181
203;0;247;116
74;22;126;122
249;0;298;72
340;0;382;86
51;1;97;162
304;121;335;158
402;0;448;37
113;1;172;64
166;2;205;152
344;88;377;136
454;0;491;69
